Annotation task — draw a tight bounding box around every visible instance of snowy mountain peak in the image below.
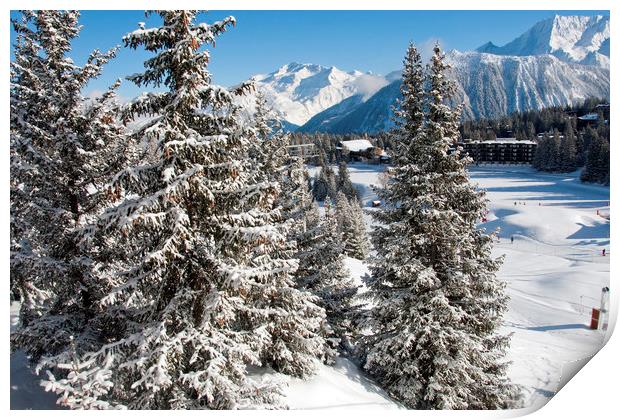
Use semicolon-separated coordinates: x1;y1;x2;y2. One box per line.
241;62;388;126
476;41;499;53
476;14;609;67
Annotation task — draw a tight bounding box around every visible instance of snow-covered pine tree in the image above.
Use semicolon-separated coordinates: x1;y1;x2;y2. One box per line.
38;11;326;409
294;198;361;357
251;91;289;183
391;42;425;166
581;132;610;185
261;147;360;357
279;157;320;255
248;91;328;379
334;192;370;260
312;164;337;202
559;130;577;172
336;160;359;201
362;44;520;409
10;10;122;362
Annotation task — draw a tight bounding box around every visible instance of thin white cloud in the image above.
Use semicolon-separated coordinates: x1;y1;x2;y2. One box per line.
353;74;389;99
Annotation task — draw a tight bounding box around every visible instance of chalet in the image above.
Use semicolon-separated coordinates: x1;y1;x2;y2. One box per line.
337;139;388;163
578;112;599;122
338;139;374;161
460;138;537;164
577;104;609;128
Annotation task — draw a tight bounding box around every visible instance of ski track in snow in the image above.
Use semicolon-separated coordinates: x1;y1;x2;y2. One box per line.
11;164;609;411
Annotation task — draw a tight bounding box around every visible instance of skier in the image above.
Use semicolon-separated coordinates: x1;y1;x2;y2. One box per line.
602;248;606;257
511;236;514;244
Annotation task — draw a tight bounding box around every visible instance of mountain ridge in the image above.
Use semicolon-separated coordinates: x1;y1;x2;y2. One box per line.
475;15;609;68
239;14;610;133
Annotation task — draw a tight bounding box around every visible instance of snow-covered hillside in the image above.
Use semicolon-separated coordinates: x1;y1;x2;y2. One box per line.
448;50;609;120
476;15;610;68
236;62;388;127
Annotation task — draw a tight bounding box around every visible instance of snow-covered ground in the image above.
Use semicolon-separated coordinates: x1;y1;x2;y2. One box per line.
470;165;610;411
10;163;610;411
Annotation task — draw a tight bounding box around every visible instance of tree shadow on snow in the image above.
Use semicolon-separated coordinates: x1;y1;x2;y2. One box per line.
567;223;610;241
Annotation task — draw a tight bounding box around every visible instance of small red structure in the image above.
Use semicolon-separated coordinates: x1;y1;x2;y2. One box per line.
590;308;600;329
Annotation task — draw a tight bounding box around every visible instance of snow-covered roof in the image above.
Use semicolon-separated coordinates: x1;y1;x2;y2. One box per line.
464;138;537;145
578;113;599;121
340;139;374;152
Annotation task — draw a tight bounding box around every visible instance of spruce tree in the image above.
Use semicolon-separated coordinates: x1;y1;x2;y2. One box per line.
312;164;337;202
363;44;519;409
295;201;360;357
39;11;325;409
335;192;370;260
247;92;327;379
559;125;577;172
10;10;122;367
549;129;562;171
281;158;315;232
336;160;359;201
391;42;425;166
251;91;289;183
581;133;610;185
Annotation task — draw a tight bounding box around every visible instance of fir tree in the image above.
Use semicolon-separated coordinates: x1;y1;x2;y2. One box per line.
295;200;360;357
280;158;318;243
548;129;562;171
581;133;610;185
391;42;425;166
10;10;122;369
312;163;337;202
251;91;289;183
559;126;577;172
38;11;325;409
247;92;328;380
336;160;359;201
335;192;370;260
362;44;520;409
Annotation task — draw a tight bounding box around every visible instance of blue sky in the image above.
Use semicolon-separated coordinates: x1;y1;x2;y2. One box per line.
9;10;610;100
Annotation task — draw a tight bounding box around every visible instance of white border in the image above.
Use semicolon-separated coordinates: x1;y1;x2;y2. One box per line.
2;1;616;419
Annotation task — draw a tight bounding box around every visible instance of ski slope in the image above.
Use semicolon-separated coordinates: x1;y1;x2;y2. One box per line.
340;163;610;411
10;164;610;411
470;165;610;411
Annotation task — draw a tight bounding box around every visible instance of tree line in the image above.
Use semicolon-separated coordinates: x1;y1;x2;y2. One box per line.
459;98;609;141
